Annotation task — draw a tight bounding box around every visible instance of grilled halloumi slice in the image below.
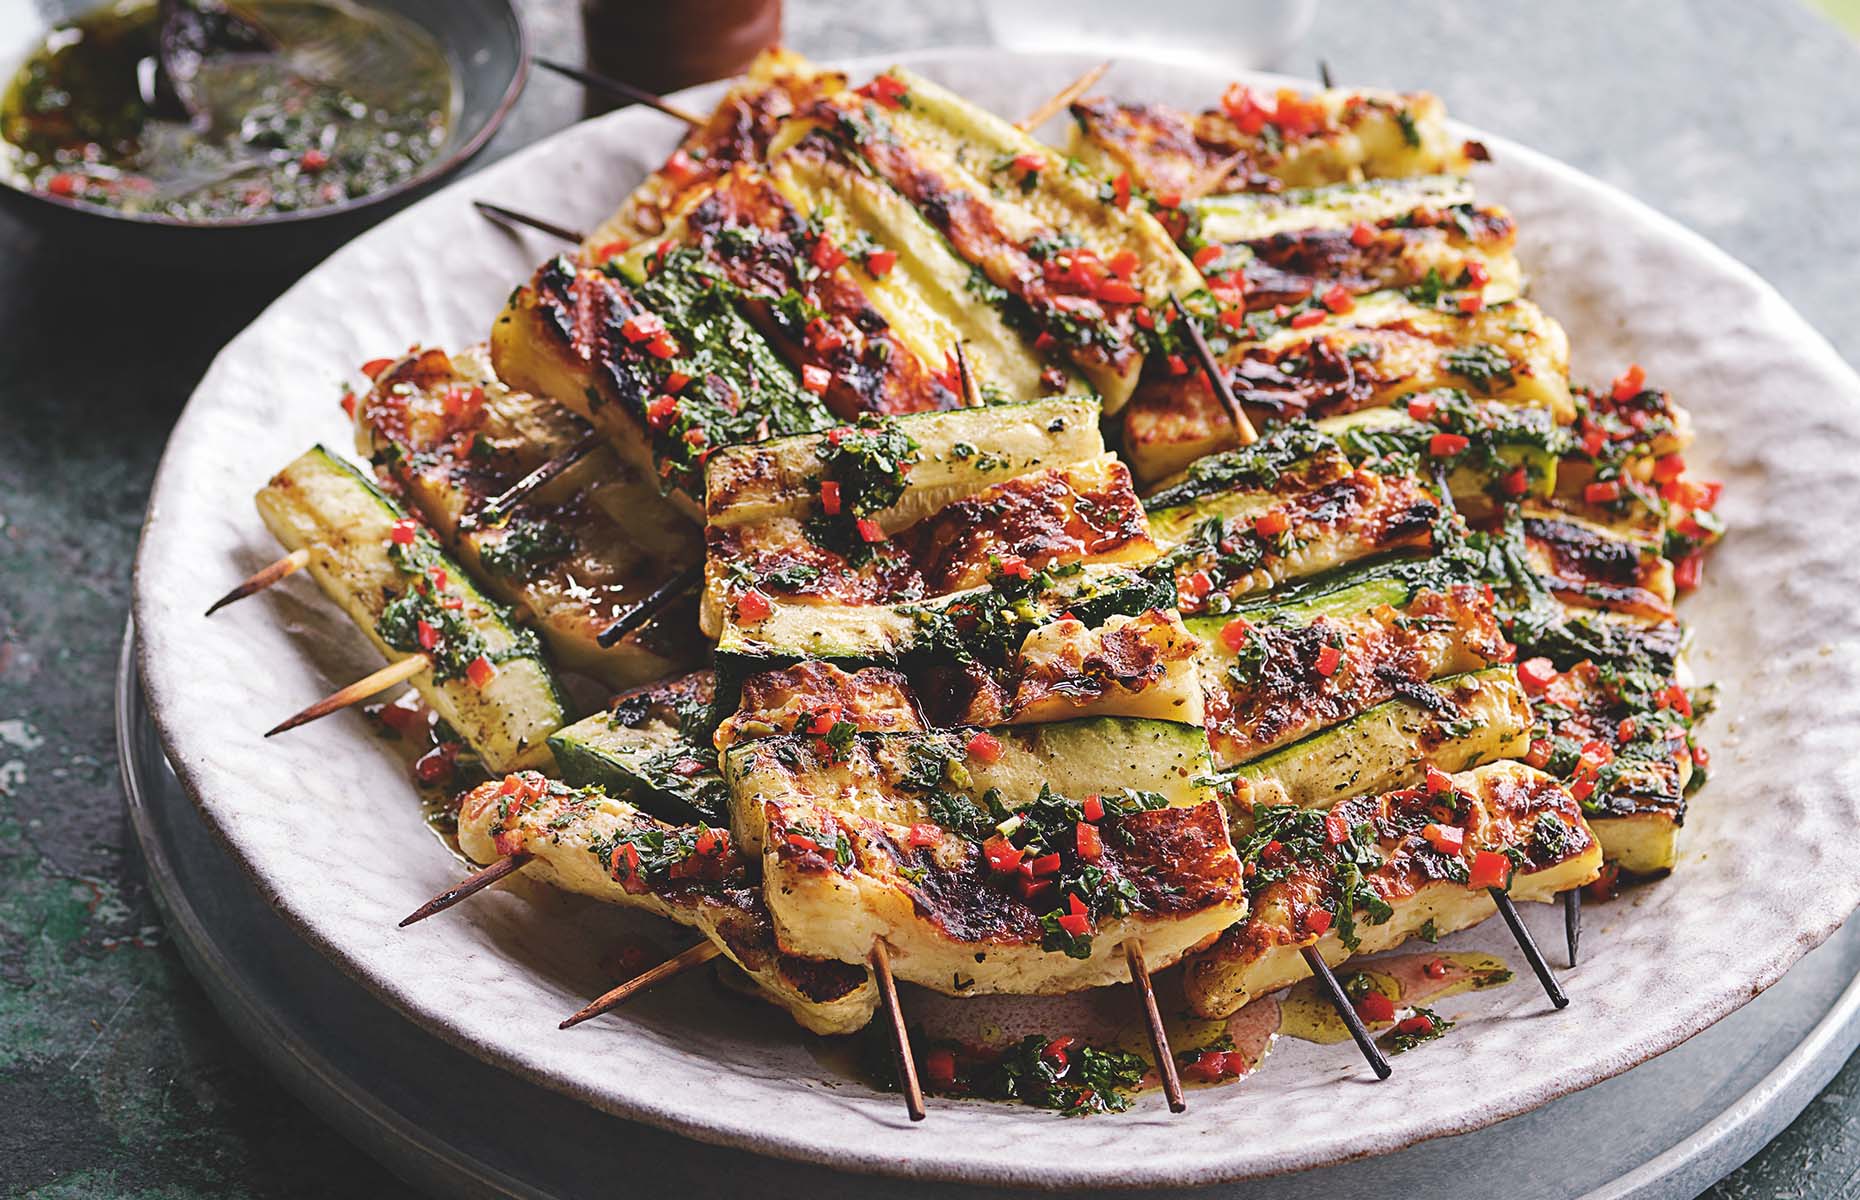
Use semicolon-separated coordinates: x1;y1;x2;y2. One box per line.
351;345;700;689
1519;649;1705;875
807;67;1204;413
1144;429;1439;614
255;447;565;772
713;661;926;750
1227;666;1532;812
1068;86;1476;200
457;772;876;1035
1520;502;1674;622
1189;573;1511;766
1124;293;1573;485
1187;176;1522;312
723;719;1244;994
1181;760;1601;1018
491;251;834;521
583;48;845;253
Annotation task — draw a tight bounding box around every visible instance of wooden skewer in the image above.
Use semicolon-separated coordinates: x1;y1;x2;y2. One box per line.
595;562;704;648
869;941;925;1121
1183;149;1247;203
1168;292;1259;447
460;430;605;532
1318;59;1335;89
205;547;310;615
531;55;707;127
265;654;428;737
474;200;586;244
1490;888;1570;1009
1125;941;1185;1113
1564;888;1581;968
399;853;533;926
1301;946;1393;1080
1016;59;1112;131
560;939;724;1029
953;343;983;408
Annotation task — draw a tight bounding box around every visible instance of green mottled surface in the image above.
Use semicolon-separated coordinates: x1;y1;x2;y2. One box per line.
1;1;1857;1196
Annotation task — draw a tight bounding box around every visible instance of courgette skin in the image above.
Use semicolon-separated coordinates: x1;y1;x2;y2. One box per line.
1225;667;1531;813
549;711;728;826
254;447;565;773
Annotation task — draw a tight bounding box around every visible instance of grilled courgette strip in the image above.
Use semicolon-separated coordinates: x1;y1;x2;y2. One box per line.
811;66;1203;413
255;447;565;772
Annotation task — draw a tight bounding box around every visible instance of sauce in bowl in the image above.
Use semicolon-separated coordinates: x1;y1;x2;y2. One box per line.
1;0;457;222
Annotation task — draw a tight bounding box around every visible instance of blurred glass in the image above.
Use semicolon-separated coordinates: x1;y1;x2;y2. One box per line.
984;0;1316;72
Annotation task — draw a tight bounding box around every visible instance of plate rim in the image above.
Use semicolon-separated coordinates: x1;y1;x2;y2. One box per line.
129;45;1860;1188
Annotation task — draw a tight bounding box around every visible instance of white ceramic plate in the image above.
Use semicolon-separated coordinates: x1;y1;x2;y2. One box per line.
132;49;1860;1189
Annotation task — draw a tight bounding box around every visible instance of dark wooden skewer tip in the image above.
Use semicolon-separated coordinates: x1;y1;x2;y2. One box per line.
400;853;531;927
205;548;309;615
558;940;722;1029
1302;945;1393;1080
462;429;604;532
870;942;926;1121
1564;888;1581;969
1489;888;1570;1009
596;562;703;648
1125;941;1186;1113
472;199;587;245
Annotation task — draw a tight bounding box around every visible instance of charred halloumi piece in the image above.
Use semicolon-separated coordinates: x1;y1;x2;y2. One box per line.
1518;650;1707;875
256;447;565;772
1190;574;1511;766
713;661;926;750
1228;666;1532;812
807;67;1203;413
1520;503;1674;622
1143;428;1439;614
457;772;876;1035
351;345;700;689
583;47;845;252
1181;760;1600;1018
1187;176;1522;312
610;165;968;420
1068;86;1476;200
1006;608;1204;727
723;719;1244;994
491;250;834;520
1124;293;1573;484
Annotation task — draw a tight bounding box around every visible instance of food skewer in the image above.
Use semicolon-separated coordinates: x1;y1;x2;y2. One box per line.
473;200;586;243
1491;889;1571;1009
530;55;706;126
1168;292;1259;446
458;429;604;533
595;563;704;648
560;940;724;1029
1301;946;1393;1080
204;547;310;616
1016;59;1112;131
1564;889;1581;968
265;653;429;737
870;941;926;1121
1125;941;1186;1112
399;852;532;926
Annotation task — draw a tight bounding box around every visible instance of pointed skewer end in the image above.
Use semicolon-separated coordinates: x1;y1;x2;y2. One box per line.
1124;940;1186;1112
1301;945;1392;1080
206;547;311;615
1489;888;1570;1009
399;853;531;927
559;939;724;1030
869;941;926;1121
1564;888;1581;968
